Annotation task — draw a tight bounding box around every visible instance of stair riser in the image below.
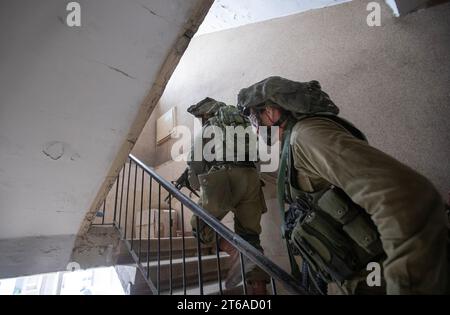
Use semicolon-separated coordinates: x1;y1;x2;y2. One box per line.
117;248;213;264
143;257;231;290
127;238;212;252
156;273;225;292
148;257;229;280
141;249;212;260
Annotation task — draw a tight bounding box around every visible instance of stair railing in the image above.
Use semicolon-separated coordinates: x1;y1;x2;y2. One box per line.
92;154;308;295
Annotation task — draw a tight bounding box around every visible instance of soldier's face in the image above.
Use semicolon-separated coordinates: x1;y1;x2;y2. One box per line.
258;106;282;127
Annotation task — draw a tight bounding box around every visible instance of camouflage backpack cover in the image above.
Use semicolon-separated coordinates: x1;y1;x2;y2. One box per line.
205;105;256;164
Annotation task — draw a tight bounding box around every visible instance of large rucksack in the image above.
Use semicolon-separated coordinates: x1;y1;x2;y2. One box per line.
205;105;256;164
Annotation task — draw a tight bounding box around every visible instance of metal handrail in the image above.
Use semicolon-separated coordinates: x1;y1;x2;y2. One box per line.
128;154;307;295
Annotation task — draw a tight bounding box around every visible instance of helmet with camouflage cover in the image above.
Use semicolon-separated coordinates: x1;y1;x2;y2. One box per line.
237;76;339;119
187;97;226;118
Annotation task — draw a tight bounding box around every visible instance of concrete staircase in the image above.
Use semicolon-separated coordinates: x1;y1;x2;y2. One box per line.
119;236;235;294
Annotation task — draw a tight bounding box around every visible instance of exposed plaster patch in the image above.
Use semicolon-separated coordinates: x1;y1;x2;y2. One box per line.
71;227;121;269
43;141;65;160
43;142;81;162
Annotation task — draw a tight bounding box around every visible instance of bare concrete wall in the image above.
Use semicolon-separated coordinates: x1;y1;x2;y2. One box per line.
134;0;450;197
0;0;212;239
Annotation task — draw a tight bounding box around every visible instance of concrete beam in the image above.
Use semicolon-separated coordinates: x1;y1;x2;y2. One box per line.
0;234;76;279
0;226;122;279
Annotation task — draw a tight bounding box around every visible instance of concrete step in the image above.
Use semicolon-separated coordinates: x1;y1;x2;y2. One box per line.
169;280;244;295
117;236;214;264
140;253;231;292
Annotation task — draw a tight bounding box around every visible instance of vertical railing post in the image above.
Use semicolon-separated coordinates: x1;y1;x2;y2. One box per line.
240;253;247;295
101;200;106;225
113;173;120;225
215;232;223;295
168;193;173;295
124;160;132;239
138;168;144;263
147;176;152;279
271;278;277;295
131;162;138;250
157;184;161;295
118;164;125;229
181;203;187;295
195;216;204;295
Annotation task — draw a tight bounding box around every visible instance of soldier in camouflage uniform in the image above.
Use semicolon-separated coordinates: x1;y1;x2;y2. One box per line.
237;76;449;295
186;97;269;294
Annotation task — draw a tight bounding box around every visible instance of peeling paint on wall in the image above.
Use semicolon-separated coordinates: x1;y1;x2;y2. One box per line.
42;141;83;163
43;141;65;160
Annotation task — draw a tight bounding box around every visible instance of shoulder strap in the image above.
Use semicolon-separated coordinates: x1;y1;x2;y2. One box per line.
277;119;296;236
277;119;304;280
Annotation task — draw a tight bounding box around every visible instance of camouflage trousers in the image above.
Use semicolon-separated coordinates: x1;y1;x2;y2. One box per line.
190;165;269;283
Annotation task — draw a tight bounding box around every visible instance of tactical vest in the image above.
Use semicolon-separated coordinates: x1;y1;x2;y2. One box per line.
278;115;386;285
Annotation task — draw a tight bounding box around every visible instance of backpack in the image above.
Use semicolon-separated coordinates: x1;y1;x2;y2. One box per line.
205;105;256;164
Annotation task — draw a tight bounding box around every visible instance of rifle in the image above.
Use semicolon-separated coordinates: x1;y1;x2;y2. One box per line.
165;168;200;203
